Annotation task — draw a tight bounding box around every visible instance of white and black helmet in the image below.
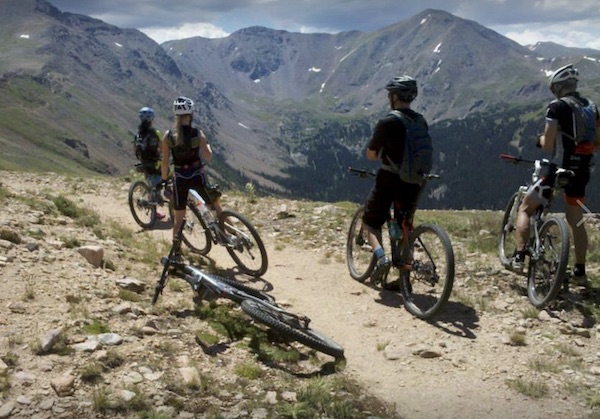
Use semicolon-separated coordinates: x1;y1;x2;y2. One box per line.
173;96;194;115
385;76;418;102
548;64;579;87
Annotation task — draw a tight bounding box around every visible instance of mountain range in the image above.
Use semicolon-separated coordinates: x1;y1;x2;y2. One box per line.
1;0;600;210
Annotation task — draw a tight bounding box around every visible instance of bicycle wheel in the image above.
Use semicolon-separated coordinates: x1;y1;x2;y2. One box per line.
499;192;519;267
527;216;569;308
128;180;157;229
220;210;268;277
181;204;212;255
346;206;376;282
240;299;345;358
401;223;454;320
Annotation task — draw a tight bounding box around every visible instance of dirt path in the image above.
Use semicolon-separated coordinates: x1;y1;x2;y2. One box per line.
78;182;594;419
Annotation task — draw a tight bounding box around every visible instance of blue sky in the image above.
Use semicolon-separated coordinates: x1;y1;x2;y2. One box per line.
48;0;600;49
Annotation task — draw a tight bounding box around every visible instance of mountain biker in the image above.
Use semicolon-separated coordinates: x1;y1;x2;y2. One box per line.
511;64;600;284
161;96;223;241
134;106;165;220
363;76;430;287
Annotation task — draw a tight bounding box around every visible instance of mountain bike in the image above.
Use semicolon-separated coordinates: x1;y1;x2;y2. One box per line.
498;154;573;308
152;219;344;359
128;164;173;229
182;188;268;277
346;167;455;320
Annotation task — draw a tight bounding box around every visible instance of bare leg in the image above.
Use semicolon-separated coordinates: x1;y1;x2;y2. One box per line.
173;209;186;240
565;202;587;265
515;194;538;252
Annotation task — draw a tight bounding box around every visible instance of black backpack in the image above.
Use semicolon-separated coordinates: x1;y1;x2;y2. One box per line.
560;96;597;145
387;110;433;185
133;129;160;163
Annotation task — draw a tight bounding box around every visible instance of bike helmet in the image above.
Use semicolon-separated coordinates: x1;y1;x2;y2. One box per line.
548;64;579;87
138;106;155;122
173;96;194;115
385;76;418;102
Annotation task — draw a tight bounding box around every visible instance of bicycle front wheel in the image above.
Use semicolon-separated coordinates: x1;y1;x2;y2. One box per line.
527;216;569;308
128;180;157;229
346;206;376;282
499;192;519;267
220;210;268;277
182;204;212;255
401;223;454;320
241;299;345;358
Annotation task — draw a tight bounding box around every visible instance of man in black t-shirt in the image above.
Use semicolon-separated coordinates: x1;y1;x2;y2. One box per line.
363;76;430;286
512;64;600;283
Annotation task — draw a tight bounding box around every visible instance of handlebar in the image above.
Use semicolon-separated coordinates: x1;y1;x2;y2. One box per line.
500;154;575;178
347;167;441;180
499;154;537;164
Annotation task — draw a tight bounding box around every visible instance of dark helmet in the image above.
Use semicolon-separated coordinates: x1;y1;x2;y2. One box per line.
385;76;418;102
138;106;155;122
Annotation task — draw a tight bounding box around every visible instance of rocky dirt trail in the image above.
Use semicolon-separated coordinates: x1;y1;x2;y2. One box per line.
1;171;599;418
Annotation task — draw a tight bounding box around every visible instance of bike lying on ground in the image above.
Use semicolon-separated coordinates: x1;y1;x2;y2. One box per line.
152;219;344;359
182;188;268;277
346;167;455;320
128;165;173;229
498;154;573;308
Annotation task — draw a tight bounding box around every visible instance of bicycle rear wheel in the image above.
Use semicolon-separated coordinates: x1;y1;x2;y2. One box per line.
401;223;454;320
240;299;345;358
220;210;268;277
346;206;376;282
182;204;212;255
128;180;157;229
499;192;519;267
527;216;569;308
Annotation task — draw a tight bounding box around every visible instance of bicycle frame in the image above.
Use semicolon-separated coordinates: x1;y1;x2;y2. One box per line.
187;189;236;246
170;260;311;329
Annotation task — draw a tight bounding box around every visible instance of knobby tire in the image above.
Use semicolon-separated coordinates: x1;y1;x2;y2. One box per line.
346;205;376;282
182;204;212;255
240;299;345;358
401;223;454;319
220;210;268;277
527;216;569;308
128;180;157;229
499;192;519;267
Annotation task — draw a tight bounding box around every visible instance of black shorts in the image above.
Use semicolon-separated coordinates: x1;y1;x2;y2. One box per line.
363;169;423;230
172;172;212;210
563;167;590;199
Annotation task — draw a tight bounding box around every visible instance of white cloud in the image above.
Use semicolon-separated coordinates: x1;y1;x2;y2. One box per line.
141;22;229;43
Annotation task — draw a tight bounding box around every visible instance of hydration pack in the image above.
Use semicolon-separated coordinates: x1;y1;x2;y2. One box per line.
134;129;160;163
560;96;597;145
388;110;433;185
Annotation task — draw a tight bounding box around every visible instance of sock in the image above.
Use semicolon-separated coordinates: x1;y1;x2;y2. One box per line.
374;246;385;260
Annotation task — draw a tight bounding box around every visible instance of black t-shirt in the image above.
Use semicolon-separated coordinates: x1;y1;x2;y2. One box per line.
368;109;422;166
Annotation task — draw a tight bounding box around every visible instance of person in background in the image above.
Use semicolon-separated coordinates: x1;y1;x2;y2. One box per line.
134;106;165;220
161;96;223;242
512;64;600;285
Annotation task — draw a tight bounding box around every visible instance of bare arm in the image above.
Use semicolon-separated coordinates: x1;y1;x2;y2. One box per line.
594;121;600;150
199;130;213;163
160;132;170;180
539;122;557;152
366;148;378;160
